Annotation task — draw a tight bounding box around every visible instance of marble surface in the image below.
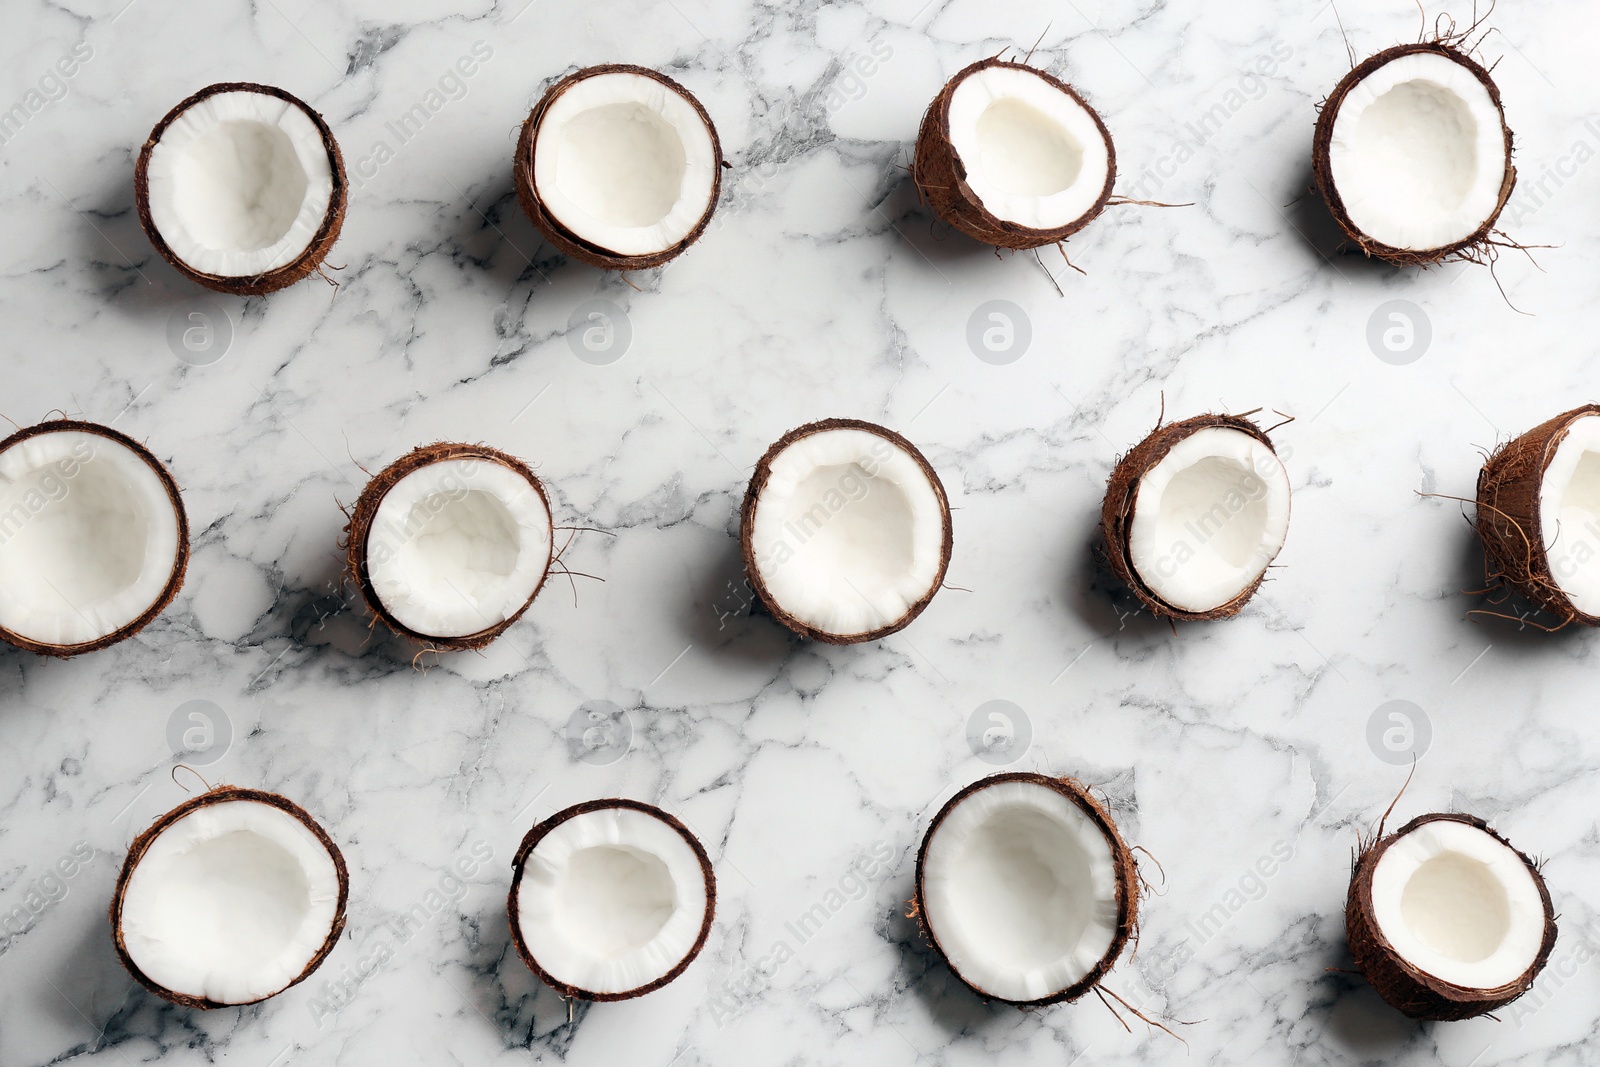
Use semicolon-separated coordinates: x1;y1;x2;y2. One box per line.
3;0;1600;1064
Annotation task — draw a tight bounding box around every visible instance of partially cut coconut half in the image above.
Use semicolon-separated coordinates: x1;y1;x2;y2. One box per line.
516;65;723;270
346;443;555;651
1313;43;1515;265
509;799;715;1000
1475;404;1600;626
1102;413;1291;620
111;787;348;1009
914;773;1138;1006
741;418;953;643
0;420;188;656
1347;812;1555;1020
914;58;1116;249
137;83;346;295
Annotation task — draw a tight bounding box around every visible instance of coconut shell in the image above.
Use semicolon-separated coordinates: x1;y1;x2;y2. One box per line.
912;772;1140;1007
507;798;716;1001
739;417;953;644
515;64;723;271
135;82;347;296
1100;412;1284;621
345;441;555;652
109;786;350;1010
1311;42;1516;266
0;419;189;657
912;57;1117;250
1475;404;1600;626
1346;812;1556;1020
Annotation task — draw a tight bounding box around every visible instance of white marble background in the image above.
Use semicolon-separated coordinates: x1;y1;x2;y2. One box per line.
2;0;1599;1063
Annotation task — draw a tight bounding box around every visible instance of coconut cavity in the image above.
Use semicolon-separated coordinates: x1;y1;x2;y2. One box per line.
517;65;722;270
111;789;347;1008
1347;813;1555;1020
1102;414;1290;619
1314;43;1514;263
348;443;554;650
914;58;1115;249
137;83;345;294
0;422;188;656
741;419;952;643
509;800;715;1000
914;773;1137;1006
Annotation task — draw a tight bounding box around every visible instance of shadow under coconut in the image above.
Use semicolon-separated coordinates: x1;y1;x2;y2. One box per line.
269;541;425;678
74;172;214;317
1444;518;1592;652
1065;525;1184;641
1285;162;1401;281
672;533;804;672
450;177;570;292
463;901;596;1054
889;874;1022;1041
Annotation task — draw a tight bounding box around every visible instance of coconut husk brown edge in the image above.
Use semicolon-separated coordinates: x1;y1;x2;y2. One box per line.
506;798;717;1001
108;785;350;1010
0;419;190;658
1345;811;1556;1021
1474;404;1600;627
911;771;1140;1007
515;64;724;271
1100;412;1284;621
739;417;954;645
1311;42;1516;267
912;57;1118;251
135;81;348;296
344;441;555;652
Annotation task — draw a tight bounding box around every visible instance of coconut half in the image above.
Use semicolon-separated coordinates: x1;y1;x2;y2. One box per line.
1347;812;1556;1020
1475;404;1600;626
1102;413;1291;620
508;799;715;1000
913;58;1116;249
346;443;555;651
110;787;348;1009
740;418;953;643
1313;43;1515;265
913;772;1138;1006
0;420;188;656
136;82;347;295
515;64;723;271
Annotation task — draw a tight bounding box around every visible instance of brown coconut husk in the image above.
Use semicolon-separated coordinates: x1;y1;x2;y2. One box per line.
515;64;723;271
1473;404;1600;627
0;419;189;657
739;417;953;644
1346;812;1556;1020
912;772;1141;1007
1100;412;1285;621
135;82;347;296
109;786;350;1010
345;442;555;652
912;57;1117;251
507;798;716;1001
1311;42;1516;267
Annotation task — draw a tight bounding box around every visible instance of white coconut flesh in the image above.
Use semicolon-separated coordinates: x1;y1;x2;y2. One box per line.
1327;52;1508;251
365;458;552;638
120;799;341;1004
145;90;335;278
945;66;1111;230
1537;415;1600;615
0;430;181;647
533;71;717;257
1369;820;1547;990
749;428;944;637
1127;427;1290;613
921;780;1120;1002
515;806;709;995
